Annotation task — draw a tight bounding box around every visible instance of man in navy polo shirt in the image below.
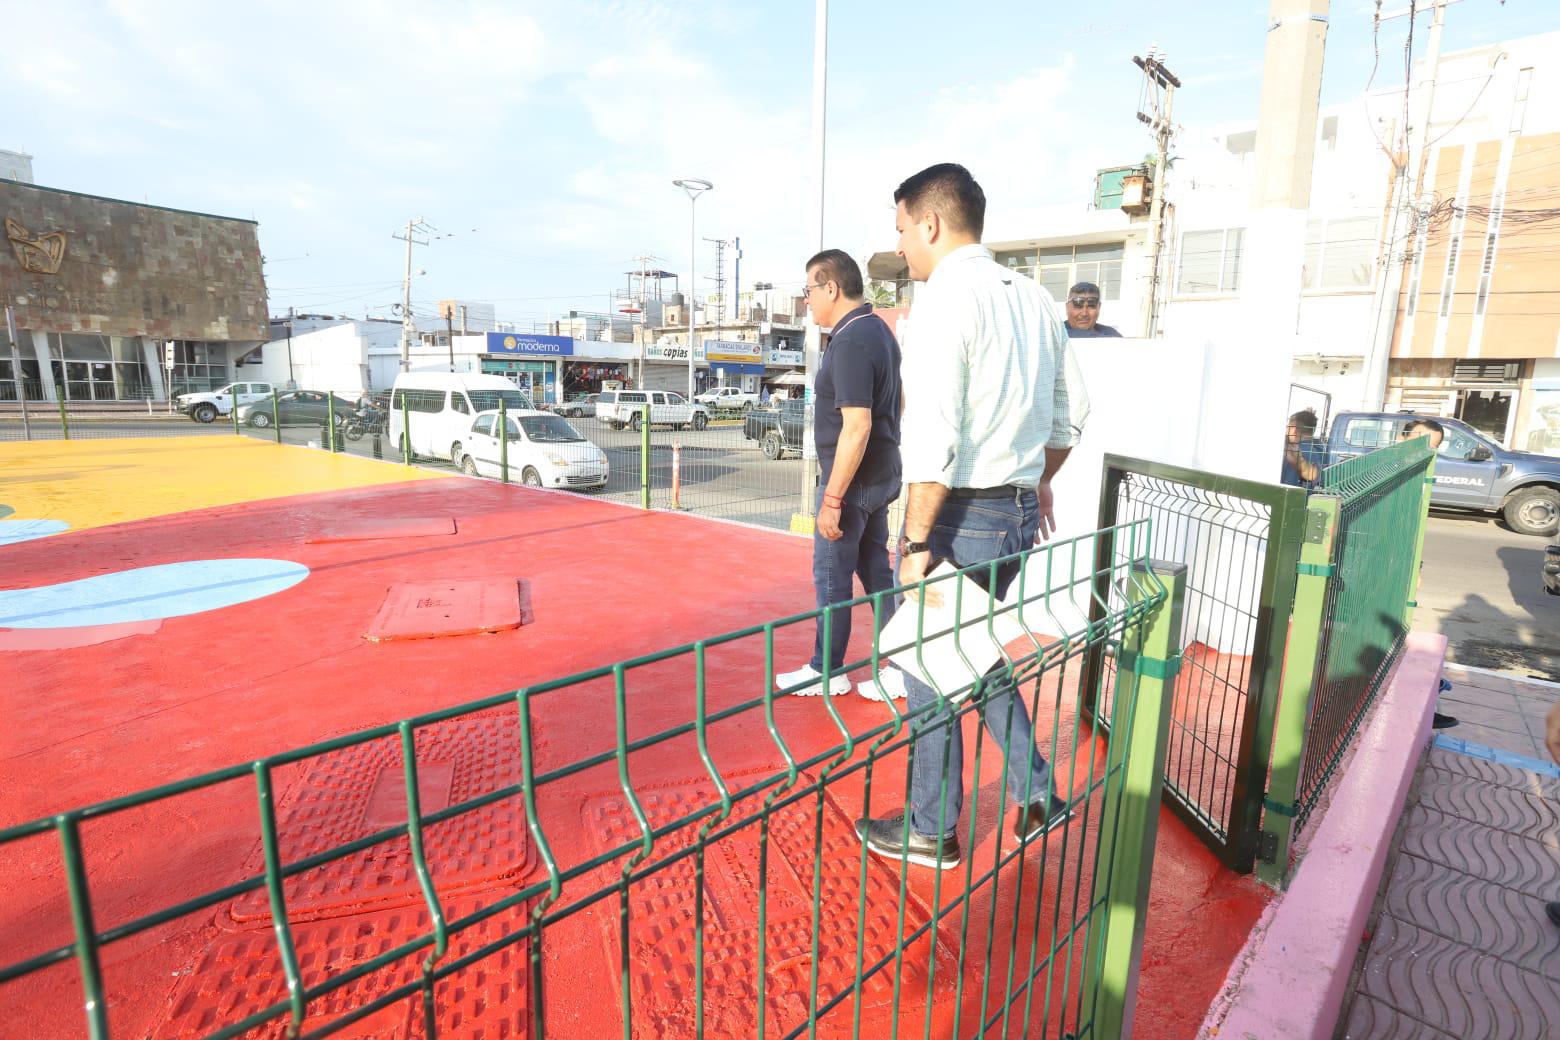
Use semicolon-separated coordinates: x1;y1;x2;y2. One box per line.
777;249;903;697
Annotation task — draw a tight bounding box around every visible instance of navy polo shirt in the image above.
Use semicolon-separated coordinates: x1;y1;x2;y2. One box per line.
814;304;901;487
1066;322;1122;338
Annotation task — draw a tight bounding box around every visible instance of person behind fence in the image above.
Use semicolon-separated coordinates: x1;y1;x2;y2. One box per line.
853;162;1080;870
1399;417;1444;450
775;249;904;697
1280;408;1326;488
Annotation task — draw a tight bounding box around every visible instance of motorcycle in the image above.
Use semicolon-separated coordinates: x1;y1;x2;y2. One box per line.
342;405;386;442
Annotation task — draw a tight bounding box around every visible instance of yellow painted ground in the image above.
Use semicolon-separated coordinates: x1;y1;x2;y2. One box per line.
0;437;450;533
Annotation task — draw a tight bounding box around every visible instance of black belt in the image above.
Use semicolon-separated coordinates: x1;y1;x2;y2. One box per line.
949;485;1027;499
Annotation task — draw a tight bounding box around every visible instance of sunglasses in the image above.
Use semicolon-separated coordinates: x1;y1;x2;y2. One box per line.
1068;297;1101;308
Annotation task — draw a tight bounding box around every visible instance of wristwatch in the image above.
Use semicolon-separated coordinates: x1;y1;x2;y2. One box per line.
899;537;931;555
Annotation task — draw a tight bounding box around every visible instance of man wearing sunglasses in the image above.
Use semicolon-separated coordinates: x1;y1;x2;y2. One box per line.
1063;281;1121;338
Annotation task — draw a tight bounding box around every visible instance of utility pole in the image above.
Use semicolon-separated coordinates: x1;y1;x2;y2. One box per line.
1361;0;1457;410
393;218;432;372
673;181;712;401
1240;0;1329;366
443;303;456;373
798;0;828;532
705;237;728;389
1135;50;1180;338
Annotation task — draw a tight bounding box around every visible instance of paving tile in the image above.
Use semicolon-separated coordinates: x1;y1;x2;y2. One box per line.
1435;700;1532;736
1382;852;1560;978
1426;747;1560;799
1435;722;1540;760
1356;915;1556;1040
1438;685;1520;712
1340;993;1461;1040
1416;771;1558;846
1398;804;1559;901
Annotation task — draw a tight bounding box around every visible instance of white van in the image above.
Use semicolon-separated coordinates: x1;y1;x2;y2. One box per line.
390;373;534;462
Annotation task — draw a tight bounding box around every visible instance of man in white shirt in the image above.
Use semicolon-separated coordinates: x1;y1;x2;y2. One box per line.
855;163;1081;869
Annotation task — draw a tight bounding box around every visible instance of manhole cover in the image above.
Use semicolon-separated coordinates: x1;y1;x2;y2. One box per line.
229;714;534;925
365;580;531;642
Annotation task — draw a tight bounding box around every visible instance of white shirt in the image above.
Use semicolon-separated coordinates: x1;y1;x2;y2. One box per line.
900;244;1081;488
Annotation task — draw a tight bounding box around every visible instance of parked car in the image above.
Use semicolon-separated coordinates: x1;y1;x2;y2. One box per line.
177;381;277;423
389;372;534;462
458;409;609;490
554;393;600;418
237;390;357;429
694;386;759;411
1322;411;1560;537
743;399;806;460
595;390;709;431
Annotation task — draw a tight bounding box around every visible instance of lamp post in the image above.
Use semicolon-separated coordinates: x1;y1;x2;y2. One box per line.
673;178;712;401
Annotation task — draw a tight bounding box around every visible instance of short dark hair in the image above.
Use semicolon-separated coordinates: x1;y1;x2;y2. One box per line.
1068;282;1101;297
805;248;864;299
1289;409;1318;436
894;163;986;238
1408;418;1444;437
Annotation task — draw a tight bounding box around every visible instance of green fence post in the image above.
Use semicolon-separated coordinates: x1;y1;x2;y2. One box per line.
1255;494;1337;888
499;397;509;483
640;404;651;509
58;396;70;440
1085;558;1185;1040
402;395;411;466
1403;452;1435;628
271;388;282;444
326;393;337;453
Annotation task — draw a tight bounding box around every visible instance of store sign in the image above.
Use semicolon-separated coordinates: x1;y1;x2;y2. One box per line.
705;339;760;363
644;342;702;362
486;332;574;357
765;348;803;366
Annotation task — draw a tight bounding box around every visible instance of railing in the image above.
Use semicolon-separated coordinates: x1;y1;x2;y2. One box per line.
1259;439;1435;879
1082;457;1307;875
0;526;1186;1039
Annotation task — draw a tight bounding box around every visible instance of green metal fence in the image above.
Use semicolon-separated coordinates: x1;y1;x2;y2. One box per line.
1258;439;1435;878
0;523;1184;1039
1081;457;1306;876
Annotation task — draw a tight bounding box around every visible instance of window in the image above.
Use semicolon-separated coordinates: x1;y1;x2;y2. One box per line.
1437;205;1467;318
599;392;616;404
468;389;533;412
451;393;471;415
995;243;1124;303
1176;229;1244;294
519;416;584;442
1438;427;1486;461
1342;418;1401;450
1303;217;1377;290
393;388;446;413
621;392;647;404
473;415;494;436
1405;228;1425;317
1474;193;1504;316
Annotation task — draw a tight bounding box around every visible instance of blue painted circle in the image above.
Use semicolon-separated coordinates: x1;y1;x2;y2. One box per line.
0;519;70;546
0;559;310;629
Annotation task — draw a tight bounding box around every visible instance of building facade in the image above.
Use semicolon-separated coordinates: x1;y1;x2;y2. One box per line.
1;178;267;403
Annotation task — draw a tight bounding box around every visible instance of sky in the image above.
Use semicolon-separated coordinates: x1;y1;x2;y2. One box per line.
3;0;1557;330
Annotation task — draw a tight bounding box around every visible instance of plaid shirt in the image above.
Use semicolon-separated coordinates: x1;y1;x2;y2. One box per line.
900;245;1081;488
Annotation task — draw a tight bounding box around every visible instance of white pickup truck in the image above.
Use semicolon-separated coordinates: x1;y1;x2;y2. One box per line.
694;386;759;411
176;382;279;423
595;389;710;431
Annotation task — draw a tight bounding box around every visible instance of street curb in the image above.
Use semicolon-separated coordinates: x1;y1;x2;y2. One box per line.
1197;630;1446;1040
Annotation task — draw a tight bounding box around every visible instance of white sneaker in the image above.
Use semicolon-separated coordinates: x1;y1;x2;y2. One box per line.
776;663;851;697
857;667;908;701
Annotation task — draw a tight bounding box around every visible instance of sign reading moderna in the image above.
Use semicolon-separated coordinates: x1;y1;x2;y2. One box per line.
485;332;574;357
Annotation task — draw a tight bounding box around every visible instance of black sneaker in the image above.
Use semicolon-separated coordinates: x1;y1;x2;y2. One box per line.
1546;901;1560;928
854;814;961;869
1013;799;1075;844
1432;712;1459;730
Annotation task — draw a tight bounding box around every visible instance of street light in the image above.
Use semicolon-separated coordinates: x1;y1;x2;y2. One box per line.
673;178;713;401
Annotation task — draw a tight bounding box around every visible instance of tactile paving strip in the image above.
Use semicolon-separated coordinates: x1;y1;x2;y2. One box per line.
229;713;533;925
163;895;533;1039
582;773;958;1037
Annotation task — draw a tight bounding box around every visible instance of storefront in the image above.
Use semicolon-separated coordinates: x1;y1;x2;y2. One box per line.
561;361;630;397
0;179;266;402
480;332;571;404
763;345;804;400
704;340;763;395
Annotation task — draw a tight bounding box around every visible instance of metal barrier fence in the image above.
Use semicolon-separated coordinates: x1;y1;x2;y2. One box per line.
1260;439;1435;874
0;525;1185;1040
1082;457;1306;875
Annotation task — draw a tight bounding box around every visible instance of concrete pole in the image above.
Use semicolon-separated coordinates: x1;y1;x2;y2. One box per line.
399;218;415;373
688;197;698;401
1361;0;1450;410
1143;64;1178;339
799;0;828;527
1240;0;1330;379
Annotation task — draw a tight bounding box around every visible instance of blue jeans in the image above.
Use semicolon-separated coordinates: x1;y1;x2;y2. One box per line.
810;477;900;672
903;488;1056;838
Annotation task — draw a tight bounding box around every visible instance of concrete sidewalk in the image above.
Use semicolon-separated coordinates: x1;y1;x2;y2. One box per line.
1339;671;1560;1040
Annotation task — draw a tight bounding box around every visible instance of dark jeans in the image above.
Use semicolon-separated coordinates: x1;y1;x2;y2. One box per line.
810;477;900;672
903;488;1056;837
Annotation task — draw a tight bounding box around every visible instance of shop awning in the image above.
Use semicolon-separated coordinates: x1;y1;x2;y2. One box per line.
769;371;807;386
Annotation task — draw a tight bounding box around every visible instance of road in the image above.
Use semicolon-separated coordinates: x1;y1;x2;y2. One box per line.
1416;509;1560;680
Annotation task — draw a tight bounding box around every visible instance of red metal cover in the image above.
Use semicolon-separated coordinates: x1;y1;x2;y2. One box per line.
365;580;528;642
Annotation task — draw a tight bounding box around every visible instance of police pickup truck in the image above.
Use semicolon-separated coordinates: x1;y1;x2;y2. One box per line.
1323;411;1559;537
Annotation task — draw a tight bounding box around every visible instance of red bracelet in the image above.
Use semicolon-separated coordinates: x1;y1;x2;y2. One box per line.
822;492;844;507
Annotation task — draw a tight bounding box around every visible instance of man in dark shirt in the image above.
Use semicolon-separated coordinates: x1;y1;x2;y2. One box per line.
777;249;903;696
1063;281;1122;338
1280;409;1326;487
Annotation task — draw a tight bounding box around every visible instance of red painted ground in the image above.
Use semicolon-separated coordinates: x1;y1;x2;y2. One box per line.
0;478;1266;1038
